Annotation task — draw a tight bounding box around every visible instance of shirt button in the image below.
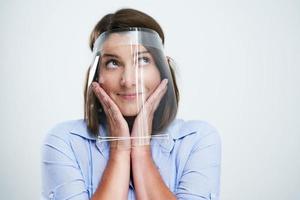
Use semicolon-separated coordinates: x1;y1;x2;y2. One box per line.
49;191;54;199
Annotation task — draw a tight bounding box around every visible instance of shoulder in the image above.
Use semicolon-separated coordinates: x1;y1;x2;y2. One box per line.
41;119;95;163
169;119;222;168
42;119;93;146
45;119;82;137
47;119;82;133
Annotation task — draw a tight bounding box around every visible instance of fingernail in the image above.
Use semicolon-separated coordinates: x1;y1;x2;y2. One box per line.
164;79;168;84
91;82;97;88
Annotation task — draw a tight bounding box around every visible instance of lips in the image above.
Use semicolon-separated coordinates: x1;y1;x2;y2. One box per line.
117;92;144;100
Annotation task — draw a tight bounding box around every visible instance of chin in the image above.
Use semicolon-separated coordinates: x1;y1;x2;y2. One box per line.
122;112;138;117
118;103;143;117
120;109;139;117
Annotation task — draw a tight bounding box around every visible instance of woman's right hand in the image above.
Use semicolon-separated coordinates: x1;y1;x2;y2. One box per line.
91;82;131;149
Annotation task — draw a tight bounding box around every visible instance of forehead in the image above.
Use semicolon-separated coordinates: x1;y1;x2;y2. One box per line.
101;33;148;53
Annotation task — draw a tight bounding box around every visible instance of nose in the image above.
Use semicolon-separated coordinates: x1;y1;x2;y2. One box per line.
120;64;138;88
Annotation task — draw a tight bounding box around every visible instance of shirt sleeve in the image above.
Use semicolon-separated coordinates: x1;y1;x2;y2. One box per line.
175;123;221;200
41;131;89;200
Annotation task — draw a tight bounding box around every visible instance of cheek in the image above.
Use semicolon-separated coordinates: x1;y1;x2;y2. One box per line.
98;73;119;93
143;67;161;91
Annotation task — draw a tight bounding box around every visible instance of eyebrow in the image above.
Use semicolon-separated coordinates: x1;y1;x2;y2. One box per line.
102;50;150;58
137;50;150;55
102;53;119;59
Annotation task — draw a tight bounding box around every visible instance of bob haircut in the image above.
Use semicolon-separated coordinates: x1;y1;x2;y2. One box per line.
84;8;179;136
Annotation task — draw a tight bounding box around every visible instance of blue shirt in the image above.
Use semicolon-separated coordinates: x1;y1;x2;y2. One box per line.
41;118;221;200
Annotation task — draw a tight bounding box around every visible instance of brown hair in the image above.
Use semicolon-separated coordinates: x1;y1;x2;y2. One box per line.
84;8;179;136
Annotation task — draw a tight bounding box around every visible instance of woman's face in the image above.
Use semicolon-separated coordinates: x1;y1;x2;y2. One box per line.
98;33;161;116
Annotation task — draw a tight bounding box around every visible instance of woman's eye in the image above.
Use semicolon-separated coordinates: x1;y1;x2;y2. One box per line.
138;57;150;66
105;59;119;69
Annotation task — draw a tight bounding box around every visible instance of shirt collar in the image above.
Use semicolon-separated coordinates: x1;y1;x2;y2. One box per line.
69;120;109;155
69;119;105;140
154;119;199;152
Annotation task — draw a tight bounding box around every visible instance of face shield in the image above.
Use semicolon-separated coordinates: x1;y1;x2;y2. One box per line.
87;27;178;147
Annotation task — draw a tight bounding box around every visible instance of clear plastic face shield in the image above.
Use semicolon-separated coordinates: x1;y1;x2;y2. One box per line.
87;27;177;148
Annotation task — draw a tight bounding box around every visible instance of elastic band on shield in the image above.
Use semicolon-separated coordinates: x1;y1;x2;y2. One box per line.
96;134;170;142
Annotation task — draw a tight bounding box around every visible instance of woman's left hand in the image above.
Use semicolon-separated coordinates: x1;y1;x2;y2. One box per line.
131;79;168;147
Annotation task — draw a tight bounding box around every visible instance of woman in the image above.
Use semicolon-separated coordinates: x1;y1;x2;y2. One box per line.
42;8;221;200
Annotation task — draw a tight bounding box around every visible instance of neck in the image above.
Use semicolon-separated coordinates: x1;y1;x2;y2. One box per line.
124;116;136;133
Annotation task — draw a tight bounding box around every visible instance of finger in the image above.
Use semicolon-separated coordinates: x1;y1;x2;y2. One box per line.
155;81;168;100
105;96;123;120
91;82;110;113
91;82;116;121
146;79;168;107
154;79;168;96
98;87;123;120
152;86;168;109
92;82;123;122
148;87;167;113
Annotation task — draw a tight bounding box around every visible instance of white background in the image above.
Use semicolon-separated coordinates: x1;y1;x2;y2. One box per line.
1;0;299;199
